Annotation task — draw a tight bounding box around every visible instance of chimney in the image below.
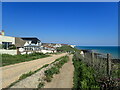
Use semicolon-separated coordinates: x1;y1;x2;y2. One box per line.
1;30;5;36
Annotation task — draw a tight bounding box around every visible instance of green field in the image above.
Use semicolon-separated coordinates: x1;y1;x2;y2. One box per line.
2;53;50;66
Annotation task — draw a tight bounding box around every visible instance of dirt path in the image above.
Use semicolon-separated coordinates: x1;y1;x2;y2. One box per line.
44;55;74;88
1;53;67;88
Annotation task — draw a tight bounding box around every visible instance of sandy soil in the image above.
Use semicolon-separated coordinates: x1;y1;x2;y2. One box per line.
1;53;67;88
44;55;74;88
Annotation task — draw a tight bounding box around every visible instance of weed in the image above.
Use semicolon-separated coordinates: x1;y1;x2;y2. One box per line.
37;82;45;89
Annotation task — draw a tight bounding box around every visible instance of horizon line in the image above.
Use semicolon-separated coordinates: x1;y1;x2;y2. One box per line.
1;0;119;2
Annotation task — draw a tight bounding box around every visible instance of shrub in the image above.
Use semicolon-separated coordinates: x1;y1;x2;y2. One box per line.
73;55;99;88
44;56;69;82
44;75;52;82
19;71;33;80
8;44;16;49
37;82;45;88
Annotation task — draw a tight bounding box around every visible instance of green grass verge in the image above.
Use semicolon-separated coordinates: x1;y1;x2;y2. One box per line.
72;55;99;89
7;56;68;88
44;56;69;82
2;52;50;66
7;64;49;88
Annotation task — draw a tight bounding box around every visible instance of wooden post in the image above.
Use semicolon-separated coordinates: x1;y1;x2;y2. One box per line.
91;52;95;67
107;53;111;76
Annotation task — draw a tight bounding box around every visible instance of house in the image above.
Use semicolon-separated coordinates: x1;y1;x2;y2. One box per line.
0;30;5;36
0;31;17;55
53;44;62;48
70;45;76;48
0;35;15;49
42;43;65;48
41;45;56;54
16;37;41;54
0;30;42;55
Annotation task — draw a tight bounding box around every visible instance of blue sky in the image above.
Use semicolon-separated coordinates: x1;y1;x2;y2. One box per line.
2;2;118;46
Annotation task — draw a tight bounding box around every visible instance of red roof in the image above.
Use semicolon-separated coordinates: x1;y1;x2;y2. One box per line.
43;45;55;49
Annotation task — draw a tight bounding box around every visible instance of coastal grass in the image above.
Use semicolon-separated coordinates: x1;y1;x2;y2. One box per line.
7;64;49;88
19;64;49;80
73;52;120;88
37;82;45;89
2;52;50;66
44;56;69;82
7;56;68;88
72;54;99;89
57;45;80;53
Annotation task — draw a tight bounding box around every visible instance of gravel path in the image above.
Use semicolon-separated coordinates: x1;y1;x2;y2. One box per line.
44;55;74;88
1;53;67;88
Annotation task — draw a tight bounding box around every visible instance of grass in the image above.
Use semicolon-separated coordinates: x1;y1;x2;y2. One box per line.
44;56;69;82
7;56;69;88
37;82;45;89
2;52;50;66
57;45;80;53
19;64;49;81
7;64;49;88
72;55;99;89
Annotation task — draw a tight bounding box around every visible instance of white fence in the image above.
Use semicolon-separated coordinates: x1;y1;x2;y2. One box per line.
0;49;17;55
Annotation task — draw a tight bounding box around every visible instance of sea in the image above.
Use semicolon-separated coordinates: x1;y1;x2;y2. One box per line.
75;46;120;59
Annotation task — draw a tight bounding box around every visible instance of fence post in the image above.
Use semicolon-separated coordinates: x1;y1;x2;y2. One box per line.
91;52;95;67
107;53;111;76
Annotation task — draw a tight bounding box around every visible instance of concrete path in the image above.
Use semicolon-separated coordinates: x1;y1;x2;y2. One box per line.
44;55;74;88
1;53;67;88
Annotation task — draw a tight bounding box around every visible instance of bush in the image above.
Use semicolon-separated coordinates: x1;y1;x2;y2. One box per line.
44;76;52;82
37;82;45;88
44;56;69;82
57;45;79;53
73;55;99;88
8;44;16;49
0;44;2;49
19;71;33;80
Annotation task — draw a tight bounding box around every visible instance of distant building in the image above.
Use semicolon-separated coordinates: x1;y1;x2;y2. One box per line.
15;37;41;54
53;44;62;48
0;35;15;49
0;32;42;54
41;44;56;53
70;45;76;48
0;30;5;36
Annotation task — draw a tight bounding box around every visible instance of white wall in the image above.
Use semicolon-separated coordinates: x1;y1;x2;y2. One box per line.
0;36;15;44
0;49;17;55
41;50;54;54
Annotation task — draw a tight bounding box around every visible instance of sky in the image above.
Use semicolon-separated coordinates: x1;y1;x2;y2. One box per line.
2;2;118;46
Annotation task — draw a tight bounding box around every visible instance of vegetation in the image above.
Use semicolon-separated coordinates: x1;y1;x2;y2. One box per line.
73;52;120;89
8;44;16;49
19;64;49;80
8;64;49;88
57;45;79;53
8;56;69;88
2;52;50;66
0;44;2;49
37;82;45;89
73;55;99;89
44;56;69;82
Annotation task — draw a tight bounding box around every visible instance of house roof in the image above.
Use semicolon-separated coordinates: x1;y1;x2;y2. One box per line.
15;37;26;47
43;45;55;49
21;37;40;41
21;37;41;44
